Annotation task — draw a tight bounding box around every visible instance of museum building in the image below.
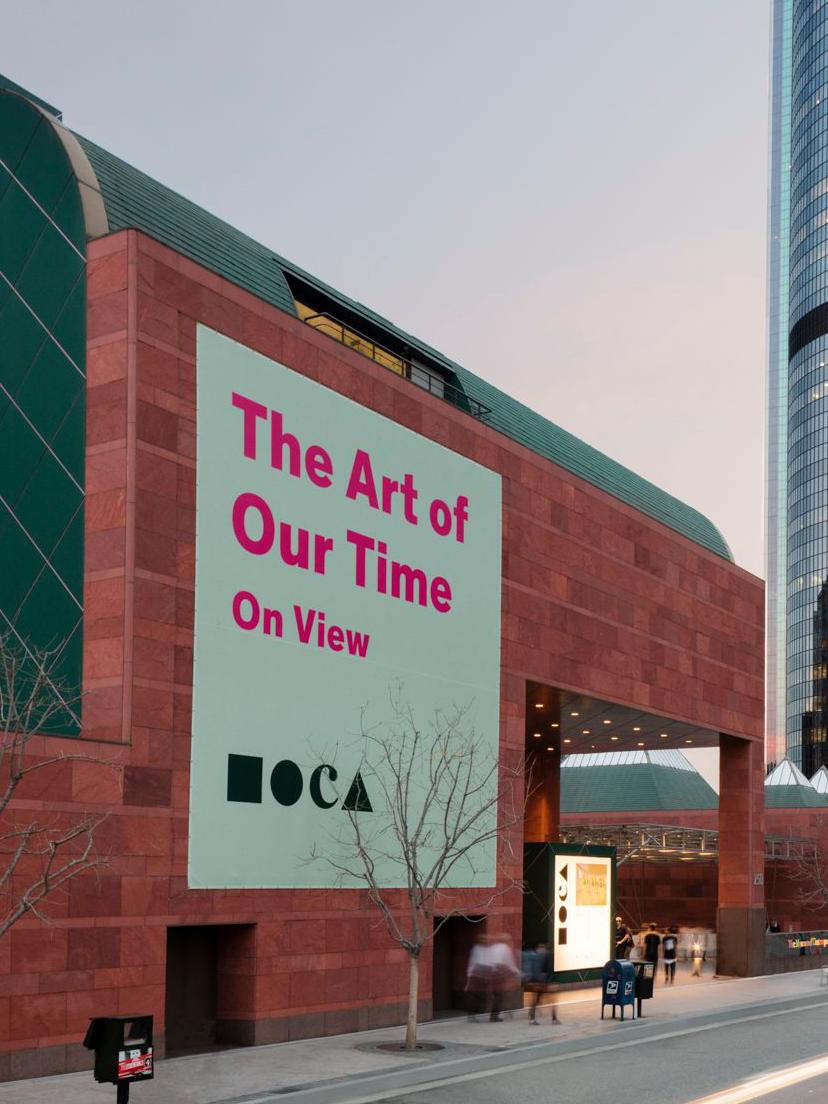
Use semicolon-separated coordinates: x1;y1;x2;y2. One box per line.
0;75;765;1079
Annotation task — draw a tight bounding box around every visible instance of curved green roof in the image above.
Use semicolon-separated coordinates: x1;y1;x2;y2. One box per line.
0;88;87;734
72;132;731;560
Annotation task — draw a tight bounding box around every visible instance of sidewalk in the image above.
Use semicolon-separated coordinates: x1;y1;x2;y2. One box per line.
3;967;826;1104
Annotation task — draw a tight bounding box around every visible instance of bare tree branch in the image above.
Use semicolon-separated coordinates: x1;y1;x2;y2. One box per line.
309;682;532;1049
786;846;828;913
0;631;114;938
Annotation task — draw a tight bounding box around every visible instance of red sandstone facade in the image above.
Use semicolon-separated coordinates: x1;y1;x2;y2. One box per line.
1;230;765;1079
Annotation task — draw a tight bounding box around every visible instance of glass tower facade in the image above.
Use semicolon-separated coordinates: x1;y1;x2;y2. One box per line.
769;0;828;770
767;0;792;766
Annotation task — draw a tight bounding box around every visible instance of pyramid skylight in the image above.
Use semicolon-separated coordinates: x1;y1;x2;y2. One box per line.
561;750;695;771
765;759;811;787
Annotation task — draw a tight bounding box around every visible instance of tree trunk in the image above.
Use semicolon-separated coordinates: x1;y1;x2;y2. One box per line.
405;952;419;1050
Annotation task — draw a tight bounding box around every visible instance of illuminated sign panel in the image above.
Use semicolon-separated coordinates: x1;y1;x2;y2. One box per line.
189;326;502;889
553;853;613;972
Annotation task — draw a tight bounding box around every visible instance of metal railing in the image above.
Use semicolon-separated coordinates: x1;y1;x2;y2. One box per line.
559;823;819;865
302;312;491;420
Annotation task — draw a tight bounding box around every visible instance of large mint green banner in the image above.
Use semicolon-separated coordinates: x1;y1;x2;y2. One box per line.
190;326;502;888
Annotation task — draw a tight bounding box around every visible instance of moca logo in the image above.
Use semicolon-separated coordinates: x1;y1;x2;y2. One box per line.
556;861;569;947
226;754;373;812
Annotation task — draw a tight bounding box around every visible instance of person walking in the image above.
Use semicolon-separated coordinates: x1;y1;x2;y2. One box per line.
662;926;678;984
643;922;661;973
521;942;560;1025
489;933;521;1022
615;916;634;959
466;932;495;1021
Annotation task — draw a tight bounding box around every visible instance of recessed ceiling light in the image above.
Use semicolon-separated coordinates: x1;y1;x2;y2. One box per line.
570;711;579;717
534;703;544;709
637;741;645;746
603;719;611;725
582;729;590;735
685;739;693;744
546;746;554;752
633;726;641;732
533;732;541;738
610;736;619;742
550;722;559;728
660;733;668;739
563;738;571;744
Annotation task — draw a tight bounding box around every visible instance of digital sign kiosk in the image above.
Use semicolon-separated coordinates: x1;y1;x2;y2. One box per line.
524;842;616;982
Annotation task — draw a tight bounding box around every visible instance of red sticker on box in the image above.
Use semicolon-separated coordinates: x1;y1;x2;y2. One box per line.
118;1049;153;1079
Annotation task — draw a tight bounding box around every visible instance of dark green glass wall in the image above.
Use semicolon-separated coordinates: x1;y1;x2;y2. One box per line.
0;90;86;732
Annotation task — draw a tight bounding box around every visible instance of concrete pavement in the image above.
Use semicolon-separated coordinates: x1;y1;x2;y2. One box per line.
4;967;828;1104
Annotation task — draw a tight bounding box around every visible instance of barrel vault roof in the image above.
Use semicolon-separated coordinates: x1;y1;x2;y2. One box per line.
44;115;730;560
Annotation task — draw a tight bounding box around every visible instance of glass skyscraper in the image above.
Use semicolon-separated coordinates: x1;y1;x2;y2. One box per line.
768;0;828;770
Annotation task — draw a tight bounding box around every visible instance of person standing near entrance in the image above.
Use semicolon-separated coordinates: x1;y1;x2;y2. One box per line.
643;922;661;973
662;926;678;984
615;916;634;959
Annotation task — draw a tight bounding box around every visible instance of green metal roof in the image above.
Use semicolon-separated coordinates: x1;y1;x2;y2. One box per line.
0;73;61;119
764;759;828;808
73;131;732;560
561;751;718;813
763;786;828;809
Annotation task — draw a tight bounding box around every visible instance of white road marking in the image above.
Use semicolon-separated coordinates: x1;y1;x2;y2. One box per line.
684;1053;828;1104
242;998;828;1104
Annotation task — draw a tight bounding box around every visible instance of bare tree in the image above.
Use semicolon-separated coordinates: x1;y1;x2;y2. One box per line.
311;687;527;1050
786;845;828;916
0;630;111;937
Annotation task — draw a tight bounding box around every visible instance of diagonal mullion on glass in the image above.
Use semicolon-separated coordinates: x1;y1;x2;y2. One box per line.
0;493;83;613
0;266;84;379
0;380;83;496
0;606;81;729
0;155;85;262
10;497;85;626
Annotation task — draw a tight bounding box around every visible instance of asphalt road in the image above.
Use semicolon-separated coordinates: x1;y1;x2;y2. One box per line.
753;1071;828;1104
289;993;828;1104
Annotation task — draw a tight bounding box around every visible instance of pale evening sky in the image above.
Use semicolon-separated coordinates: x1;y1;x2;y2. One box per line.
3;0;769;580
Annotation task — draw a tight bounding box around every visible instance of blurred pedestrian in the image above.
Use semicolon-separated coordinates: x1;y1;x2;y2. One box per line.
691;932;706;977
643;922;661;970
615;915;634;959
466;932;495;1022
662;926;678;984
489;933;521;1022
522;942;560;1025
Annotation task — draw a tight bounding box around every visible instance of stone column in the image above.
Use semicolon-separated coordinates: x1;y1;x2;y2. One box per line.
524;742;561;843
717;734;766;976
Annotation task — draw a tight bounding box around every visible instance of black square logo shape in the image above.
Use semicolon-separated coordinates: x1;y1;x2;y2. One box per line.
227;754;263;803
